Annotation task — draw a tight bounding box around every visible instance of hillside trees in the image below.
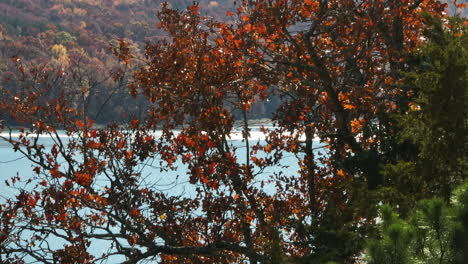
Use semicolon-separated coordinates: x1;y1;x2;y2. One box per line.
0;1;459;264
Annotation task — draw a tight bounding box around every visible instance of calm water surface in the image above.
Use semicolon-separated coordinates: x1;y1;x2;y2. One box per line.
0;130;320;262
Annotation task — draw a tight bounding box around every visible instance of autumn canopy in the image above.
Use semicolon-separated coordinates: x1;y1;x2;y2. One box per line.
0;0;466;263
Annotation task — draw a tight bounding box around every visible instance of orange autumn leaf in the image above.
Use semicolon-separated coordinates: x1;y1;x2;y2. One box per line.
130;119;139;129
128;235;137;245
343;103;356;110
129;208;141;217
87;141;102;149
75;120;85;129
75;172;92;186
215;38;224;46
126;150;133;159
350;118;365;133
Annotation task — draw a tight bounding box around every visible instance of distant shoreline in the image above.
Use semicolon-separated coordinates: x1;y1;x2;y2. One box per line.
1;119;275;131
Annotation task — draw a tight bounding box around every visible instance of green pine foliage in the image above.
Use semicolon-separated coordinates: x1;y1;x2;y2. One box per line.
366;205;415;264
451;182;468;263
382;14;467;206
411;198;452;263
367;182;468;263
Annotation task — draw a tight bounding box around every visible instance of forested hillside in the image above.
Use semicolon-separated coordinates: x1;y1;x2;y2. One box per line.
0;0;279;122
1;0;463;123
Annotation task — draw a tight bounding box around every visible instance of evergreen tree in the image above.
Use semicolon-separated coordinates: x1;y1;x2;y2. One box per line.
366;205;415;264
367;182;468;263
381;14;467;209
368;16;467;263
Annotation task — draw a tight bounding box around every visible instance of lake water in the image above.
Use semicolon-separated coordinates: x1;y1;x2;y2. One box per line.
0;129;309;195
0;130;320;262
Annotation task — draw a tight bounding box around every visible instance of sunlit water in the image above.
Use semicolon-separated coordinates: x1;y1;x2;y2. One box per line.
0;130;321;262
